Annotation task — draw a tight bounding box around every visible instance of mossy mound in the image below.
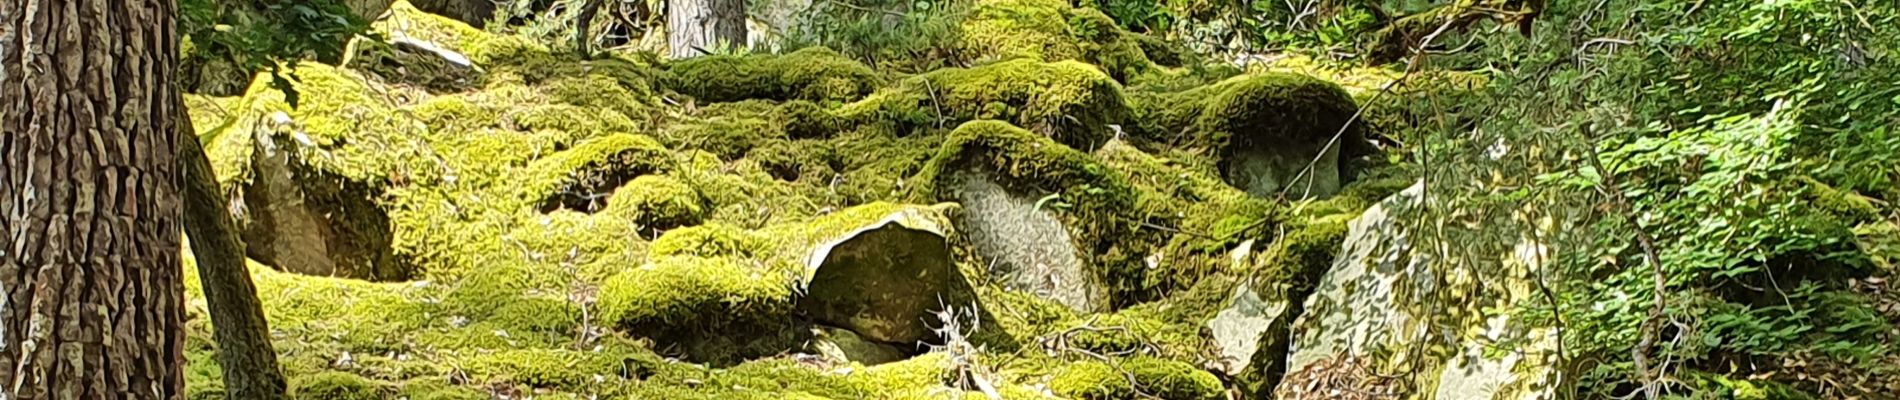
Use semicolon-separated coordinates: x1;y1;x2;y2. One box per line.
651;223;770;259
522;134;672;213
913;121;1171;310
667;47;883;104
597;255;799;363
1049;357;1224;400
956;0;1169;81
1126;72;1365;198
841;59;1130;151
288;371;388;400
602;175;708;231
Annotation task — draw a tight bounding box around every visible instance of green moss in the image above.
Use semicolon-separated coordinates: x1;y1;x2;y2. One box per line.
513;103;640;143
1130;34;1189;67
667;47;882;103
1189;73;1363;159
1256;216;1350;290
842;59;1128;150
747;139;841;183
603;175;708;230
596;256;796;360
959;0;1084;61
664;112;787;160
457;348;643;389
1067;8;1154;82
651;223;770;259
288;371;387;400
521;134;671;212
1049;357;1222;400
779;100;848;139
1800;176;1880;223
544;73;658;128
399;379;490;400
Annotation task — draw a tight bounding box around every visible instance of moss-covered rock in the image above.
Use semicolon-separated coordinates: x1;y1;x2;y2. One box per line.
839;59;1129;151
603;175;708;231
956;0;1166;82
666;47;883;103
651;223;770;259
1049;357;1223;400
522;134;672;213
795;206;978;344
912;121;1167;311
345;36;483;92
597;255;799;363
196;64;424;282
1131;73;1365;199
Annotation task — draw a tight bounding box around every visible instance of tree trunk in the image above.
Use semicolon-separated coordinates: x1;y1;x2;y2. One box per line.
179;115;284;399
668;0;748;58
0;0;188;397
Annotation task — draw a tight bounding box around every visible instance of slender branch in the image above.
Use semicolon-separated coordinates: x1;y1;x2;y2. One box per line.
1581;123;1668;400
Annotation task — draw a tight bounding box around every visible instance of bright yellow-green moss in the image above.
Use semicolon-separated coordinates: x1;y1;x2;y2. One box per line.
288;371;387;400
666;47;883;104
664;111;787;160
959;0;1083;61
544;73;659;128
520;134;671;211
1256;216;1350;292
456;348;641;389
513;103;640;143
748;138;841;183
398;379;490;400
596;256;795;346
650;223;770;259
839;59;1129;150
956;0;1162;82
779;100;848;139
1049;357;1223;400
602;174;707;230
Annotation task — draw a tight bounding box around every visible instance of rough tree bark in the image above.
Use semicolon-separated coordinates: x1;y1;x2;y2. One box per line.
0;0;189;397
667;0;748;58
179;113;284;399
575;0;605;57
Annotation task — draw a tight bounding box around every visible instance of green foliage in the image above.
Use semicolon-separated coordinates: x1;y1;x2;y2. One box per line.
181;0;372;99
1400;0;1900;397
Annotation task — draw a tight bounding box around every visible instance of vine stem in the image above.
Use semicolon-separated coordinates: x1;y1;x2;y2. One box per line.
1581;123;1668;400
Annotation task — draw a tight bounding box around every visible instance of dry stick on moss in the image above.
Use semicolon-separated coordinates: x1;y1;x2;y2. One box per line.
1581;123;1668;400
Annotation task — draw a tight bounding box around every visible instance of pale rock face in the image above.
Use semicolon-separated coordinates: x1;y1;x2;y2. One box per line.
1278;181;1565;400
1208;282;1289;375
239;114;409;281
800;207;978;345
949;170;1103;313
